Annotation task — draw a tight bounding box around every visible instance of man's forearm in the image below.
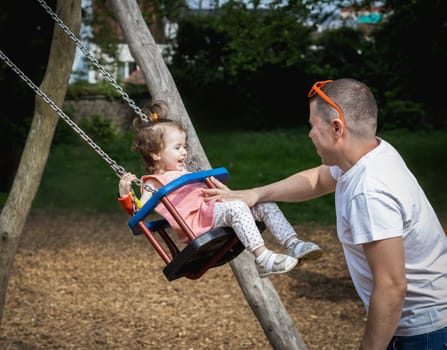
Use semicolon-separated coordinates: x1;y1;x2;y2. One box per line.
255;165;335;203
361;286;405;349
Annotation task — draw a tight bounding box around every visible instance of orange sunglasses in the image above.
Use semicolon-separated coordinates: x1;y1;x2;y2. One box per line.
307;80;345;125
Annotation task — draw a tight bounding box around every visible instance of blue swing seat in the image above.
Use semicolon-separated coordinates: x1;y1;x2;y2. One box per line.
127;168;246;281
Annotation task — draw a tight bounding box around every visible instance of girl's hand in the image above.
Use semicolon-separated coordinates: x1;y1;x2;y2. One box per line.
119;173;138;197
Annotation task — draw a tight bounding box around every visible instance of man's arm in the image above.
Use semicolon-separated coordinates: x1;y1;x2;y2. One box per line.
204;165;336;206
361;237;407;350
255;165;336;203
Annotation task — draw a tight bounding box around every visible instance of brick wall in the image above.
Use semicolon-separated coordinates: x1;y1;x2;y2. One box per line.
63;96;149;131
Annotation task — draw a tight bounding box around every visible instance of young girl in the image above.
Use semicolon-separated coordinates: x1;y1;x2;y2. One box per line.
118;101;322;278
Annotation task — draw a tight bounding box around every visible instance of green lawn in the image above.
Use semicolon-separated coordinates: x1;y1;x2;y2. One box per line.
200;128;447;225
4;127;446;226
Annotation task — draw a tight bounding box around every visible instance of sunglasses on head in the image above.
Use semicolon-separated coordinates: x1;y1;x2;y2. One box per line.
308;80;345;125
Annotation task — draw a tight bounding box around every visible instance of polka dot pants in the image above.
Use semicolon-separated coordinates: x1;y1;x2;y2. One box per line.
213;200;298;252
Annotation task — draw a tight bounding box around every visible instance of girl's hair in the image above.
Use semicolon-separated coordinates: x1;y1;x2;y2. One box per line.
131;100;186;174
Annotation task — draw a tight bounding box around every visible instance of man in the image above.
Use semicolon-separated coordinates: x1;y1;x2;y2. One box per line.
204;78;447;349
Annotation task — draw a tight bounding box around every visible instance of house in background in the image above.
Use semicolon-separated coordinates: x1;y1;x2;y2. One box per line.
340;6;389;36
70;0;177;85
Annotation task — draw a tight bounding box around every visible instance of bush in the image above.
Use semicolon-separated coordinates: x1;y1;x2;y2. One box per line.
381;99;427;130
78;115;121;143
67;81;122;99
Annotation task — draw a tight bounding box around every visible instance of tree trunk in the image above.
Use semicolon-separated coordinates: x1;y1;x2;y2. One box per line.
0;0;81;326
109;0;209;171
107;1;308;349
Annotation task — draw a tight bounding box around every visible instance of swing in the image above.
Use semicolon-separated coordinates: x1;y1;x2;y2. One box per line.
0;0;248;281
129;168;247;281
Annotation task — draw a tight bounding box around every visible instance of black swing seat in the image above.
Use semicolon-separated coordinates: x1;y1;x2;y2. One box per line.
146;218;245;281
127;168;246;281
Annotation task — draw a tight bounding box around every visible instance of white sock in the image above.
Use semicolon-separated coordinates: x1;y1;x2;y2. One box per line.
255;249;270;264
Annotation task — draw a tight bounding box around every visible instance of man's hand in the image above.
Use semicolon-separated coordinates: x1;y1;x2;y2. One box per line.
202;176;259;207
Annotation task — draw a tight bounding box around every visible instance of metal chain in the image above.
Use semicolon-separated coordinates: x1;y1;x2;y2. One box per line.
0;49;156;194
37;0;150;122
38;0;204;172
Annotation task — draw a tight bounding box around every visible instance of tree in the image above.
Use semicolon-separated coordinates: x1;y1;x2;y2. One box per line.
171;0;315;129
108;0;308;348
87;0;188;60
0;0;82;326
370;0;447;128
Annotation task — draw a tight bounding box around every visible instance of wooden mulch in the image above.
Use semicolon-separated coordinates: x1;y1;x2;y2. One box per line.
0;209;365;349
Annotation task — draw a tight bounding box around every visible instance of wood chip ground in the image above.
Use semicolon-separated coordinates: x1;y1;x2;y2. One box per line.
1;210;366;349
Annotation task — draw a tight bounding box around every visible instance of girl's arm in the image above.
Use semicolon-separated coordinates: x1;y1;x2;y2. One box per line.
140;181;157;205
118;173;157;214
119;173;138;197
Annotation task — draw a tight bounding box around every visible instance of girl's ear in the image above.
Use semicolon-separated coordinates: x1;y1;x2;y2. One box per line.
150;152;162;161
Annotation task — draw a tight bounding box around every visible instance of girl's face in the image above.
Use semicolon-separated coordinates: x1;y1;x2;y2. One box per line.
155;126;187;172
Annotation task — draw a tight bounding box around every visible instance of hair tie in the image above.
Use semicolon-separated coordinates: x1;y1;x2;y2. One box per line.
152;113;159;121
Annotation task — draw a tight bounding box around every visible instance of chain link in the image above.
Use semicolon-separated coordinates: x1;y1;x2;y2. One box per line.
3;0;204;192
37;0;150;122
0;49;156;194
37;0;204;172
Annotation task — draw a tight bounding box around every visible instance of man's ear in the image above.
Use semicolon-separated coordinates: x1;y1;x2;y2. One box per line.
333;119;343;135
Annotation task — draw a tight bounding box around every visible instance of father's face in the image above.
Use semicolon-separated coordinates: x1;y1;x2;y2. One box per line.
308;101;338;166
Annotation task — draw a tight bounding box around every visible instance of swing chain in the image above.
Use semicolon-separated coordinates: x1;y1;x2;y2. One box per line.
0;49;157;195
36;0;150;122
38;0;204;173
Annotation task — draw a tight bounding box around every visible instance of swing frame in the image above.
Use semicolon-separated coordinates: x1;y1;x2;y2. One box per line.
1;1;249;281
0;48;247;281
128;168;246;281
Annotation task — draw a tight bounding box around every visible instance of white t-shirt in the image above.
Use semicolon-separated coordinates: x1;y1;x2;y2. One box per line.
330;138;447;336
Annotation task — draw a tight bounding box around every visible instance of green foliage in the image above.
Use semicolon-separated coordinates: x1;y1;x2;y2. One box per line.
88;0;188;58
52;113;80;145
122;82;152;98
78;115;121;143
67;80;150;100
31;130;140;214
201;128;336;223
217;0;312;75
169;0;446;130
173;0;312;78
67;81;123;99
381;98;426;130
170;15;227;86
171;0;314;129
0;1;56;191
377;129;447;222
365;0;446;128
17;128;444;226
306;27;366;78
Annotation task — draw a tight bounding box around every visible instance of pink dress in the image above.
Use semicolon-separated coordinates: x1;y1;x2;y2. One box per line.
141;170;217;243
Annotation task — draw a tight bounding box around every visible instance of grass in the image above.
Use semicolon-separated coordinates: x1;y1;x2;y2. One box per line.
377;129;447;223
3;127;446;225
200;128;447;225
199;128;336;224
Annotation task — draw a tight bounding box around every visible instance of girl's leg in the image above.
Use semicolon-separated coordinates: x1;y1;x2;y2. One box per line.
250;202;323;261
250;202;296;245
213;201;298;277
213;200;264;253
